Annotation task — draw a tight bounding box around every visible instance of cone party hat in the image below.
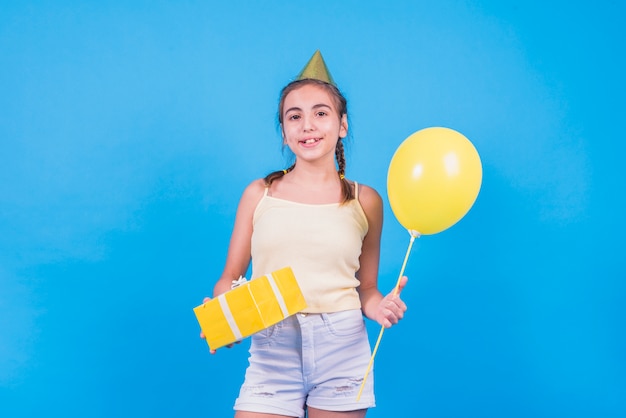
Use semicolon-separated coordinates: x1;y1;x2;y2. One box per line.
297;50;335;85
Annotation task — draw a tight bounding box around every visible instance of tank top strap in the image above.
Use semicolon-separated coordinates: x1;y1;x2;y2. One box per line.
354;181;359;200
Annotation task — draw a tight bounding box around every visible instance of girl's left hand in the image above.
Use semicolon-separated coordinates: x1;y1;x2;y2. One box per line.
376;276;408;328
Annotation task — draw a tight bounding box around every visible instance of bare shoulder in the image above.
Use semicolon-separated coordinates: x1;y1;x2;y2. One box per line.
238;178;267;209
354;182;383;218
242;178;267;197
356;182;382;206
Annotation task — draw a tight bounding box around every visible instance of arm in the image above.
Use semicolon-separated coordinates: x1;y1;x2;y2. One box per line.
212;179;266;297
199;179;266;352
356;184;407;328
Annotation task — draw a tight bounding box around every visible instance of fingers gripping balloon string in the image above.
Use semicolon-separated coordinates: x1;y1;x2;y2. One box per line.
356;229;419;401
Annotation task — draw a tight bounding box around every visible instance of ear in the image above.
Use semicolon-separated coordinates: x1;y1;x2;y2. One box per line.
339;114;348;138
280;124;286;144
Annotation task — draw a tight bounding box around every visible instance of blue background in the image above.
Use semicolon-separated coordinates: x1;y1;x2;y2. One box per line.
1;1;624;417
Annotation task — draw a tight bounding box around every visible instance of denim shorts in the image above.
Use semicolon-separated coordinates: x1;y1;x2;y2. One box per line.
234;309;376;417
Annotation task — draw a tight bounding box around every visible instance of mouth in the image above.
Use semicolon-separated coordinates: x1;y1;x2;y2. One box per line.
299;137;321;145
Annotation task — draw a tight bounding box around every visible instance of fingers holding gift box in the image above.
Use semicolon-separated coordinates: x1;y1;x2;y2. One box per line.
194;266;307;352
198;296;239;354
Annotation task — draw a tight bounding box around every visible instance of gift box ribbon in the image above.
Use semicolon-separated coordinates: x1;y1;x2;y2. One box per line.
217;272;290;341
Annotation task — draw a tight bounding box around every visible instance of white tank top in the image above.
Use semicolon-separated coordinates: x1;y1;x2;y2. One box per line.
251;182;369;313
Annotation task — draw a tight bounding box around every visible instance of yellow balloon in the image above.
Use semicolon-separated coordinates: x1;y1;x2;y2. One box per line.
387;127;482;235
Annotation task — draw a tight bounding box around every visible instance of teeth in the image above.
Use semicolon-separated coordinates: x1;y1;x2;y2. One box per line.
304;138;318;144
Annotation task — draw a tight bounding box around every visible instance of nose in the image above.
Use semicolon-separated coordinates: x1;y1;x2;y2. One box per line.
302;114;315;131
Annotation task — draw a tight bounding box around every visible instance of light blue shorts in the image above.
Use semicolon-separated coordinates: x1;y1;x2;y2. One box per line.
234;309;376;417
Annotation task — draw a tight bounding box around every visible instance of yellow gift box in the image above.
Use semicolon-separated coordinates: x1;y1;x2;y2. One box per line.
194;266;307;351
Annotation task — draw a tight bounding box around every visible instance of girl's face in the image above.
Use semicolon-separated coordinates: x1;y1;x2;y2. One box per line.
281;84;348;165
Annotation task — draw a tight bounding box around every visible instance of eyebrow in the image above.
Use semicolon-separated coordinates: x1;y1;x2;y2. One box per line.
284;103;333;115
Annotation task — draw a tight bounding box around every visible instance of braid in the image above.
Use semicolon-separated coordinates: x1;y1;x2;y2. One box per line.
335;139;355;203
335;139;346;178
264;163;295;187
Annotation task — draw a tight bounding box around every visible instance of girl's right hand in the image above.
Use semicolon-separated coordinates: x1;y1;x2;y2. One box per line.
199;297;217;354
199;297;239;354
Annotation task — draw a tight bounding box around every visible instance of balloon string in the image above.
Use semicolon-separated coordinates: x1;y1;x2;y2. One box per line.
356;230;419;401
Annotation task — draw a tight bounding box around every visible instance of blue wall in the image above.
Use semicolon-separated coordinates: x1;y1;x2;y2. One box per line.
1;1;624;416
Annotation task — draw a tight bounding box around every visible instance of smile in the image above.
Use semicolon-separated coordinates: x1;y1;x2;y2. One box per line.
300;138;321;145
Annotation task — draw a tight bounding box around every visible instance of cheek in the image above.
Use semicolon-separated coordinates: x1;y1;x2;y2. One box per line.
282;124;300;141
282;131;299;149
281;129;293;143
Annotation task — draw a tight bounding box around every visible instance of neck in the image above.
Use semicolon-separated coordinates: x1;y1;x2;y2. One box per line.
273;161;344;204
290;163;340;185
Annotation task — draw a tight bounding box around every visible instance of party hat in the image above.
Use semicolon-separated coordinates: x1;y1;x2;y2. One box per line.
296;50;335;85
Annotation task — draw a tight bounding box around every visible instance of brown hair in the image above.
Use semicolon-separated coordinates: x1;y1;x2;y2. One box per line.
264;78;354;202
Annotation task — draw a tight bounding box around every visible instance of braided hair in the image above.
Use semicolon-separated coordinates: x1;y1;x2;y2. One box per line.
264;78;354;203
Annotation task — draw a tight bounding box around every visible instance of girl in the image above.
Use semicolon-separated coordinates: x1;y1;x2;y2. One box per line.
207;51;408;418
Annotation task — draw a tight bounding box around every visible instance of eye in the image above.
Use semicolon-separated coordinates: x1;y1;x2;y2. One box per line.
316;111;327;117
288;114;301;121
